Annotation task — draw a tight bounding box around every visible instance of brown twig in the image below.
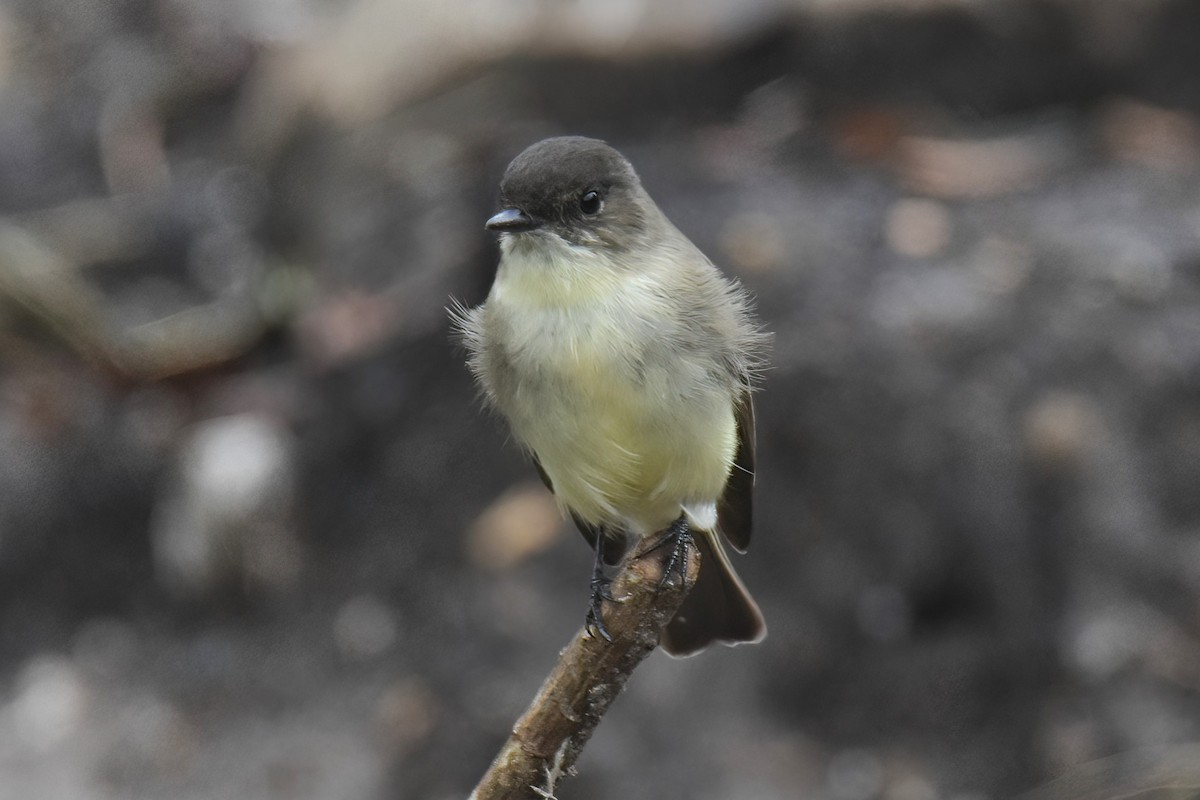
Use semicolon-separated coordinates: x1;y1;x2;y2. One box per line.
0;217;270;381
470;533;700;800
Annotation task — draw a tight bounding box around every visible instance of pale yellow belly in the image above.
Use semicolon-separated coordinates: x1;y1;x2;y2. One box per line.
481;240;739;534
506;348;737;536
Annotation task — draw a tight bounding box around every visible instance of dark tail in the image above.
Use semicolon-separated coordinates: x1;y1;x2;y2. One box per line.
660;531;765;657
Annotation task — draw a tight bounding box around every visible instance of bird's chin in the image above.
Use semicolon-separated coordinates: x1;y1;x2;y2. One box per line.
502;227;568;255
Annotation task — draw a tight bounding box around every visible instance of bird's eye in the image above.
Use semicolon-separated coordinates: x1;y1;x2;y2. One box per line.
579;190;603;215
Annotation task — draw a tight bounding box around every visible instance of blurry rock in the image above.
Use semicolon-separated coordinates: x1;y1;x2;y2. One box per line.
869;263;999;339
721;212;786;273
896;129;1069;198
1068;602;1154;682
968;236;1032;296
466;482;562;571
100;694;197;782
375;676;438;759
1099;98;1200;171
829;106;908;164
884;198;953;259
1100;232;1173;304
151;413;301;601
295;290;401;367
828;748;885;800
885;771;938;800
8;656;89;752
1024;392;1103;470
333;594;398;660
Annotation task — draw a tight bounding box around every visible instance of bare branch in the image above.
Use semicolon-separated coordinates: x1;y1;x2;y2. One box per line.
470;534;700;800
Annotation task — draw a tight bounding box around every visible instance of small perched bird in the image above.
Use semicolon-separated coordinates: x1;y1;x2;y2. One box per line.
456;136;767;656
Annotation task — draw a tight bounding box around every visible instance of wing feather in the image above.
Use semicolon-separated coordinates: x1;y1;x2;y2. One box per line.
716;392;755;553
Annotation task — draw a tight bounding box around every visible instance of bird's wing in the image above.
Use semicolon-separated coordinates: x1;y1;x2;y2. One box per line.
717;391;755;553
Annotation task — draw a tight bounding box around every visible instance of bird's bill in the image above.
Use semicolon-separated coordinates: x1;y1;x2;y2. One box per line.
485;208;537;232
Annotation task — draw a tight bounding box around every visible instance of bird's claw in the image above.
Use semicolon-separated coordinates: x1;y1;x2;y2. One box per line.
586;586;614;642
586;540;616;642
650;516;693;592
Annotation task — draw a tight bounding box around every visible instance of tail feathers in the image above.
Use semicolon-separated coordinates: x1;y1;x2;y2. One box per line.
660;531;765;657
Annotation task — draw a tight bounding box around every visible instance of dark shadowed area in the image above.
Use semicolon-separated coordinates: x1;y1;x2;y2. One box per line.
2;0;1200;798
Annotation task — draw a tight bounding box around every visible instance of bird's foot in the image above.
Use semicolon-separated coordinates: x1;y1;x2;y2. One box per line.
644;515;693;592
585;538;615;642
586;581;614;642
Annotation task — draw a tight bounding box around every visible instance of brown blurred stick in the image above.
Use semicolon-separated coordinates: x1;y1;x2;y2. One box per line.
470;533;700;800
0;217;269;380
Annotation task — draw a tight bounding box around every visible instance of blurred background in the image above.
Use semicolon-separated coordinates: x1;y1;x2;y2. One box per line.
2;0;1200;798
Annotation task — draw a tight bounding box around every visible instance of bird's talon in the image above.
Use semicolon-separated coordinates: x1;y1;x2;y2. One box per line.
655;516;693;592
586;604;614;642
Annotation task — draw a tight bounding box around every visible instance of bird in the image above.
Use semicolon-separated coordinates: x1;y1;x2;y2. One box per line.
455;136;767;656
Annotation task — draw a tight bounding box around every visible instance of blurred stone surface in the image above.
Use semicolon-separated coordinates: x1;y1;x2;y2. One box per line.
1098;98;1200;171
151;413;300;600
332;594;397;661
7;656;89;752
466;482;565;572
895;129;1072;199
884;198;953;259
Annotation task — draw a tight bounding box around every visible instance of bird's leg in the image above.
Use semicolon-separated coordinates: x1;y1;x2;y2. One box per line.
642;514;693;591
585;535;614;642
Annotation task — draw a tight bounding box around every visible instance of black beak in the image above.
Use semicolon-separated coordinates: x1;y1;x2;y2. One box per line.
485;208;537;233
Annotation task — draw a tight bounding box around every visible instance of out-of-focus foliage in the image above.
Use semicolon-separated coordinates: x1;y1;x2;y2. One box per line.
1;0;1200;798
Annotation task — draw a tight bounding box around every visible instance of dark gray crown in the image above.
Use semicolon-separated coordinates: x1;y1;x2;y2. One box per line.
499;137;638;213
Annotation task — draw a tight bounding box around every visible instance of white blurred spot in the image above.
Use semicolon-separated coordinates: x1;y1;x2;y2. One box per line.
8;656;88;751
1070;606;1151;680
151;413;300;599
